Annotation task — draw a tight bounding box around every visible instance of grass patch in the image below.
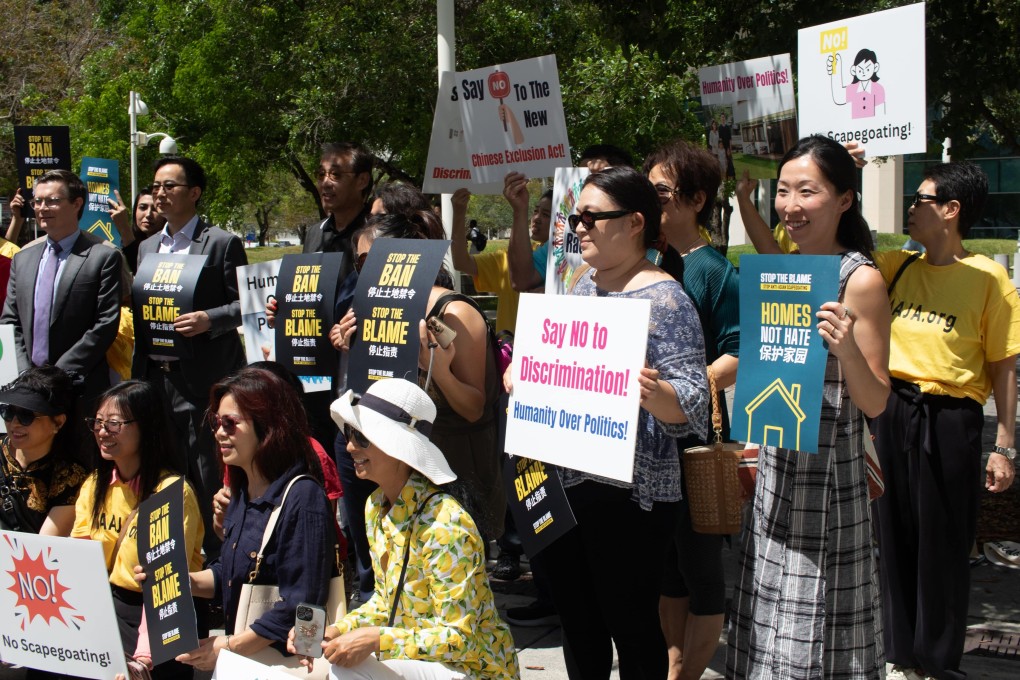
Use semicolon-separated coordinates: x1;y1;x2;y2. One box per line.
244;245;302;263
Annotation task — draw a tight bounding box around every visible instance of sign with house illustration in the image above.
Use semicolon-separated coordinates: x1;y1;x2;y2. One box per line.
732;255;839;454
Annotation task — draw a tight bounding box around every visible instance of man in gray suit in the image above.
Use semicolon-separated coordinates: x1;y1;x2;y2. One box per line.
0;169;121;409
131;156;246;558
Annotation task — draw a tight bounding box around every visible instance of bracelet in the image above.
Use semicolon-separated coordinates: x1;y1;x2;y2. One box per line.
225;634;234;652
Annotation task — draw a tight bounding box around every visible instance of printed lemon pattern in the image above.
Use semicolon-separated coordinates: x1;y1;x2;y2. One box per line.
335;473;519;679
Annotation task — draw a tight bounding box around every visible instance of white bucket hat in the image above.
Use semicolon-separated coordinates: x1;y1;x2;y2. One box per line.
330;378;456;485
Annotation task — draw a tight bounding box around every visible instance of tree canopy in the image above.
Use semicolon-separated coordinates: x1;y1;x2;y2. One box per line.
1;0;1016;228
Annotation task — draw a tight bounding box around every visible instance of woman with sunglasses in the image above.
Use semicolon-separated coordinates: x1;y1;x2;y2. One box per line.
725;136;891;680
331;212;504;543
509;166;709;679
0;366;87;535
149;367;336;675
289;377;518;680
72;380;202;678
642;140;739;680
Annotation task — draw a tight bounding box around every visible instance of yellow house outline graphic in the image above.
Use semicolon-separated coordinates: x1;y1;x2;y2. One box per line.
87;218;114;242
744;378;807;450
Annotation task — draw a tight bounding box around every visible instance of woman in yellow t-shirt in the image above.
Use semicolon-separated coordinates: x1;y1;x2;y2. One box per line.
73;380;204;679
870;162;1018;680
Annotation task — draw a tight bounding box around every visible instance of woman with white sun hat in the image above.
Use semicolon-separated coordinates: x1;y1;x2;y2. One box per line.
288;378;519;680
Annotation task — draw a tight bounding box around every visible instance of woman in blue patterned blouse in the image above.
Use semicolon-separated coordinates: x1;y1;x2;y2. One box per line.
525;166;710;679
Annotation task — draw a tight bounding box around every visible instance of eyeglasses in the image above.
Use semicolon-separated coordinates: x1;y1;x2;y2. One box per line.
31;196;67;209
0;405;40;427
345;425;371;449
354;252;368;274
315;168;356;183
208;413;246;435
151;181;190;193
84;417;136;434
912;192;939;207
567;210;632;233
653;184;680;205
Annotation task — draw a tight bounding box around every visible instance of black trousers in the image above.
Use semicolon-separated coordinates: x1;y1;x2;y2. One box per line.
872;382;984;680
532;481;678;680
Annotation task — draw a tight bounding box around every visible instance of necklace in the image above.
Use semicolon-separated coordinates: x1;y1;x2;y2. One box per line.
677;234;705;256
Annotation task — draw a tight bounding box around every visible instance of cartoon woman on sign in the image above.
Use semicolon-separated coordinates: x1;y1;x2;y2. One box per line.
827;48;886;119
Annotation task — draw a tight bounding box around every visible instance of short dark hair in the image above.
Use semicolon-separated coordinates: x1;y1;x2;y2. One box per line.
210;367;323;496
582;166;661;249
924;162;989;238
778;135;873;257
539;188;554;203
36;169;87;219
9;366;82;463
579;144;633;168
154;156;207;196
372;182;430;217
321;142;374;199
88;380;184;530
643;139;722;226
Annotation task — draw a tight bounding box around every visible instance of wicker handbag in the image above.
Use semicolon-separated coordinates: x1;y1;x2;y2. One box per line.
682;369;758;534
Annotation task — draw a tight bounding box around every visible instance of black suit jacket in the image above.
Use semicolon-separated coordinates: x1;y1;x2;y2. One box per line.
131;220;247;402
302;207;369;283
0;230;122;402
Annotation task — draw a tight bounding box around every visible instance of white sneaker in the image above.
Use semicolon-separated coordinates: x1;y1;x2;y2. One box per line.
886;664;925;680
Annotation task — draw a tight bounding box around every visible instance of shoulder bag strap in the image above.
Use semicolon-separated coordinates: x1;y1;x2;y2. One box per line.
887;252;921;295
247;474;313;583
567;263;592;293
387;490;443;627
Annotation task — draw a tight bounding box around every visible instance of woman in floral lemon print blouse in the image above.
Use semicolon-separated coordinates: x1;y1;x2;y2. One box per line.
290;377;519;680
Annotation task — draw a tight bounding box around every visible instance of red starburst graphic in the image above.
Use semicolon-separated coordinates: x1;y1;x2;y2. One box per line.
4;535;76;630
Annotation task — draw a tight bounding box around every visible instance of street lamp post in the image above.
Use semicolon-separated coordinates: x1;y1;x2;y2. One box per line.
129;91;178;210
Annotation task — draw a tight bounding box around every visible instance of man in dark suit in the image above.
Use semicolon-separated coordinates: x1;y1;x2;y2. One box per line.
0;169;121;409
303;142;373;283
131;156;246;558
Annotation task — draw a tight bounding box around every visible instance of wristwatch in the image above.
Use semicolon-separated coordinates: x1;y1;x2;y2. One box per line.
992;445;1017;461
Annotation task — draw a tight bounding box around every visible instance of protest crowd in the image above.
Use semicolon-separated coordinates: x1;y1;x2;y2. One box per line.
0;14;1018;680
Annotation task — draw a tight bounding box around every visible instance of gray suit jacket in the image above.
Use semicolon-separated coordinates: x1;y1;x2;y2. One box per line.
0;230;122;402
130;220;246;402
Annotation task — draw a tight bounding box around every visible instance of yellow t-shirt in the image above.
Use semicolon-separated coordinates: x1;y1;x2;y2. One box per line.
72;471;205;590
875;250;1020;403
774;224;798;253
472;242;540;335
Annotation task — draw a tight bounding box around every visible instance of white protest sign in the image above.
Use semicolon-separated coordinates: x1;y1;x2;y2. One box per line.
544;167;589;296
0;532;128;678
458;54;571;184
698;54;797;180
506;293;650;482
212;650;295;680
423;71;503;195
0;325;20;434
798;2;926;156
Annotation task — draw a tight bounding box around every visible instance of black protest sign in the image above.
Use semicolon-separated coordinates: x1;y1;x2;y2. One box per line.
137;478;199;665
347;239;449;395
502;455;576;556
273;253;343;377
132;253;207;358
13;126;71;218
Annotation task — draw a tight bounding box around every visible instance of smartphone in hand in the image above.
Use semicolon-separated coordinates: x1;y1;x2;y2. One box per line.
293;603;326;657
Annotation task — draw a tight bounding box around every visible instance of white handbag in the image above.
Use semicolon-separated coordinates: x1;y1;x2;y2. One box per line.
233;475;346;678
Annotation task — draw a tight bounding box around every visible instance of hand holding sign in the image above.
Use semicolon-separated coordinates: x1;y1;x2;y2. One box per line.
488;71;511;131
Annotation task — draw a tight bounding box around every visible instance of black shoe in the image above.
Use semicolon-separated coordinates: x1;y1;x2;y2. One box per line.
504;600;560;627
491;552;522;581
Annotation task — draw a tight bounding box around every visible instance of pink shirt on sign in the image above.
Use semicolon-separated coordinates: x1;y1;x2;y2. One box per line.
846;81;885;119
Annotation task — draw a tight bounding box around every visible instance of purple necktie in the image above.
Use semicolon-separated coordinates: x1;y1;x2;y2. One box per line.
32;241;61;366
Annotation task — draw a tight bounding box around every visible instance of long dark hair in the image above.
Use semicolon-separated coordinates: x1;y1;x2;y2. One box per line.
209;367;322;497
88;381;183;530
777;136;873;257
582;166;662;248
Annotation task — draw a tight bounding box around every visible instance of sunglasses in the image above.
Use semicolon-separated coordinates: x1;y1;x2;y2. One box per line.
354;252;368;274
207;413;246;435
567;209;632;233
84;417;136;434
344;425;371;449
0;404;39;427
653;184;680;205
912;192;939;207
